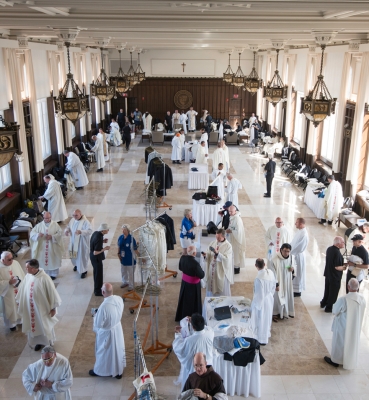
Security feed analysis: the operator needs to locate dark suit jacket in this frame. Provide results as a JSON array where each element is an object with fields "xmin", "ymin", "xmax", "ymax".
[{"xmin": 264, "ymin": 160, "xmax": 276, "ymax": 176}]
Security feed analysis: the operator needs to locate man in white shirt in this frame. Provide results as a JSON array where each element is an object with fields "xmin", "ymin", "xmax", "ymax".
[
  {"xmin": 179, "ymin": 111, "xmax": 188, "ymax": 134},
  {"xmin": 63, "ymin": 150, "xmax": 89, "ymax": 190},
  {"xmin": 225, "ymin": 175, "xmax": 242, "ymax": 208},
  {"xmin": 39, "ymin": 175, "xmax": 68, "ymax": 222},
  {"xmin": 265, "ymin": 217, "xmax": 292, "ymax": 268}
]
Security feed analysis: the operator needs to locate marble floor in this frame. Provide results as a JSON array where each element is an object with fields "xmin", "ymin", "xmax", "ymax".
[{"xmin": 2, "ymin": 135, "xmax": 369, "ymax": 400}]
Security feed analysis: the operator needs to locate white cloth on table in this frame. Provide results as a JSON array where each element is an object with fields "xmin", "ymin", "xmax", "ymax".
[
  {"xmin": 188, "ymin": 164, "xmax": 209, "ymax": 190},
  {"xmin": 91, "ymin": 136, "xmax": 106, "ymax": 169},
  {"xmin": 290, "ymin": 227, "xmax": 309, "ymax": 293},
  {"xmin": 304, "ymin": 184, "xmax": 325, "ymax": 219},
  {"xmin": 42, "ymin": 180, "xmax": 68, "ymax": 222},
  {"xmin": 65, "ymin": 152, "xmax": 89, "ymax": 188},
  {"xmin": 192, "ymin": 200, "xmax": 221, "ymax": 226}
]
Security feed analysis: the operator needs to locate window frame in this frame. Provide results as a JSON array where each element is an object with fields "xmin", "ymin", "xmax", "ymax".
[
  {"xmin": 0, "ymin": 163, "xmax": 12, "ymax": 193},
  {"xmin": 293, "ymin": 91, "xmax": 304, "ymax": 145},
  {"xmin": 318, "ymin": 105, "xmax": 339, "ymax": 168},
  {"xmin": 37, "ymin": 98, "xmax": 52, "ymax": 161}
]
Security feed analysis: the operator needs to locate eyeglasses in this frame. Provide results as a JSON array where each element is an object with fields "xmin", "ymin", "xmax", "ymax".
[
  {"xmin": 6, "ymin": 258, "xmax": 13, "ymax": 261},
  {"xmin": 42, "ymin": 354, "xmax": 55, "ymax": 363}
]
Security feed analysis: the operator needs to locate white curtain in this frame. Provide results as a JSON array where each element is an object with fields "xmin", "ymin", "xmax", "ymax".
[
  {"xmin": 91, "ymin": 53, "xmax": 101, "ymax": 125},
  {"xmin": 24, "ymin": 49, "xmax": 43, "ymax": 172},
  {"xmin": 346, "ymin": 52, "xmax": 369, "ymax": 194},
  {"xmin": 104, "ymin": 52, "xmax": 111, "ymax": 115},
  {"xmin": 256, "ymin": 54, "xmax": 263, "ymax": 118},
  {"xmin": 2, "ymin": 48, "xmax": 31, "ymax": 184},
  {"xmin": 267, "ymin": 55, "xmax": 276, "ymax": 126},
  {"xmin": 282, "ymin": 54, "xmax": 296, "ymax": 140}
]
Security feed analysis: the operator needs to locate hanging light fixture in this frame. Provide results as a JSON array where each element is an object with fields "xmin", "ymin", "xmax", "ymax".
[
  {"xmin": 110, "ymin": 49, "xmax": 129, "ymax": 95},
  {"xmin": 90, "ymin": 47, "xmax": 116, "ymax": 102},
  {"xmin": 135, "ymin": 51, "xmax": 146, "ymax": 83},
  {"xmin": 54, "ymin": 42, "xmax": 90, "ymax": 124},
  {"xmin": 263, "ymin": 49, "xmax": 287, "ymax": 106},
  {"xmin": 244, "ymin": 50, "xmax": 263, "ymax": 95},
  {"xmin": 126, "ymin": 50, "xmax": 139, "ymax": 89},
  {"xmin": 223, "ymin": 53, "xmax": 234, "ymax": 83},
  {"xmin": 232, "ymin": 52, "xmax": 245, "ymax": 88},
  {"xmin": 300, "ymin": 45, "xmax": 337, "ymax": 127}
]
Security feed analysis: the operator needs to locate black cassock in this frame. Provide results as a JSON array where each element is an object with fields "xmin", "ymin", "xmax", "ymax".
[{"xmin": 175, "ymin": 255, "xmax": 205, "ymax": 321}]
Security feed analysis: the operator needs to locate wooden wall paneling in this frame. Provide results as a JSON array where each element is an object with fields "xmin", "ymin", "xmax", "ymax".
[
  {"xmin": 341, "ymin": 101, "xmax": 356, "ymax": 196},
  {"xmin": 47, "ymin": 97, "xmax": 59, "ymax": 162}
]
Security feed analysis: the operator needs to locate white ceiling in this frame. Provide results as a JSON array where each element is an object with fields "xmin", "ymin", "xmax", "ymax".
[{"xmin": 1, "ymin": 1, "xmax": 369, "ymax": 50}]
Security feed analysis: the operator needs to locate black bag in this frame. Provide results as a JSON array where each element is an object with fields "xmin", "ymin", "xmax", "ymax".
[
  {"xmin": 192, "ymin": 192, "xmax": 207, "ymax": 201},
  {"xmin": 207, "ymin": 221, "xmax": 217, "ymax": 234},
  {"xmin": 207, "ymin": 186, "xmax": 218, "ymax": 197},
  {"xmin": 214, "ymin": 306, "xmax": 231, "ymax": 321}
]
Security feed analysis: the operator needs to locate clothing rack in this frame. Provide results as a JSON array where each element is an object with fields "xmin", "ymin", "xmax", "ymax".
[
  {"xmin": 155, "ymin": 155, "xmax": 172, "ymax": 210},
  {"xmin": 145, "ymin": 176, "xmax": 157, "ymax": 220}
]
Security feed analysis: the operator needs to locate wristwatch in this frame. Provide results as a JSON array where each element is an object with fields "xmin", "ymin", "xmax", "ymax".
[{"xmin": 205, "ymin": 395, "xmax": 209, "ymax": 400}]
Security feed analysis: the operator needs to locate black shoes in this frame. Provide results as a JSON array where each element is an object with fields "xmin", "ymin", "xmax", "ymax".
[
  {"xmin": 96, "ymin": 168, "xmax": 103, "ymax": 173},
  {"xmin": 95, "ymin": 292, "xmax": 103, "ymax": 297},
  {"xmin": 263, "ymin": 194, "xmax": 271, "ymax": 198},
  {"xmin": 324, "ymin": 356, "xmax": 339, "ymax": 367},
  {"xmin": 76, "ymin": 187, "xmax": 83, "ymax": 190},
  {"xmin": 319, "ymin": 219, "xmax": 327, "ymax": 225},
  {"xmin": 294, "ymin": 292, "xmax": 301, "ymax": 297},
  {"xmin": 328, "ymin": 220, "xmax": 333, "ymax": 225},
  {"xmin": 10, "ymin": 327, "xmax": 16, "ymax": 331},
  {"xmin": 320, "ymin": 301, "xmax": 326, "ymax": 309},
  {"xmin": 50, "ymin": 276, "xmax": 56, "ymax": 280},
  {"xmin": 81, "ymin": 272, "xmax": 87, "ymax": 279},
  {"xmin": 73, "ymin": 266, "xmax": 77, "ymax": 272},
  {"xmin": 89, "ymin": 370, "xmax": 99, "ymax": 377},
  {"xmin": 324, "ymin": 307, "xmax": 332, "ymax": 313},
  {"xmin": 115, "ymin": 374, "xmax": 122, "ymax": 379},
  {"xmin": 34, "ymin": 344, "xmax": 43, "ymax": 351}
]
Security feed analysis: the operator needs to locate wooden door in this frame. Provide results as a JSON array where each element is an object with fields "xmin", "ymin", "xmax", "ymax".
[{"xmin": 229, "ymin": 99, "xmax": 241, "ymax": 128}]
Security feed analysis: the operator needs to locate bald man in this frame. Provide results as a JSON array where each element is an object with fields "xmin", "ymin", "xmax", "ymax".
[
  {"xmin": 90, "ymin": 283, "xmax": 125, "ymax": 379},
  {"xmin": 65, "ymin": 209, "xmax": 92, "ymax": 279},
  {"xmin": 225, "ymin": 175, "xmax": 242, "ymax": 208},
  {"xmin": 265, "ymin": 217, "xmax": 292, "ymax": 268}
]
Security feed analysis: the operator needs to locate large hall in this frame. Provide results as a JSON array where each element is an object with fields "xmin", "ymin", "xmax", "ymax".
[{"xmin": 1, "ymin": 1, "xmax": 369, "ymax": 400}]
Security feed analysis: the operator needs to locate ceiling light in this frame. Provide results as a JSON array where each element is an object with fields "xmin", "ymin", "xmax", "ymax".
[
  {"xmin": 110, "ymin": 49, "xmax": 129, "ymax": 95},
  {"xmin": 90, "ymin": 47, "xmax": 116, "ymax": 102},
  {"xmin": 263, "ymin": 49, "xmax": 287, "ymax": 106},
  {"xmin": 244, "ymin": 50, "xmax": 263, "ymax": 95},
  {"xmin": 232, "ymin": 52, "xmax": 245, "ymax": 88}
]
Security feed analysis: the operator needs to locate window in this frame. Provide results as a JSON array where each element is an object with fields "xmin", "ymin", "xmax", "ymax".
[
  {"xmin": 320, "ymin": 105, "xmax": 338, "ymax": 164},
  {"xmin": 0, "ymin": 164, "xmax": 12, "ymax": 192},
  {"xmin": 293, "ymin": 91, "xmax": 304, "ymax": 143},
  {"xmin": 18, "ymin": 54, "xmax": 29, "ymax": 100},
  {"xmin": 69, "ymin": 121, "xmax": 76, "ymax": 139},
  {"xmin": 37, "ymin": 99, "xmax": 52, "ymax": 159}
]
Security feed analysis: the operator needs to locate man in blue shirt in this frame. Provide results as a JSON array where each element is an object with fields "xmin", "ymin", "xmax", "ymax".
[
  {"xmin": 133, "ymin": 108, "xmax": 142, "ymax": 133},
  {"xmin": 117, "ymin": 224, "xmax": 139, "ymax": 290}
]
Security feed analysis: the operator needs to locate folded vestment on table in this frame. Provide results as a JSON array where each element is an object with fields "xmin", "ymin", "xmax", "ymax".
[
  {"xmin": 223, "ymin": 337, "xmax": 265, "ymax": 367},
  {"xmin": 213, "ymin": 336, "xmax": 234, "ymax": 354}
]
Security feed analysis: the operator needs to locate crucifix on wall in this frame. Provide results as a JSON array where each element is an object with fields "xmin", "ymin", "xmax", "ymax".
[{"xmin": 181, "ymin": 62, "xmax": 186, "ymax": 72}]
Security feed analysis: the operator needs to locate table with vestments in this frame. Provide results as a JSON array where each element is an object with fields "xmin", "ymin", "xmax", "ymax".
[
  {"xmin": 188, "ymin": 163, "xmax": 209, "ymax": 190},
  {"xmin": 304, "ymin": 183, "xmax": 326, "ymax": 219},
  {"xmin": 192, "ymin": 200, "xmax": 221, "ymax": 226},
  {"xmin": 184, "ymin": 141, "xmax": 198, "ymax": 163},
  {"xmin": 203, "ymin": 296, "xmax": 261, "ymax": 398}
]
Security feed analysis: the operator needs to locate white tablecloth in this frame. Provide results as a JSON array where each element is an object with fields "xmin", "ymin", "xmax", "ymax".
[
  {"xmin": 203, "ymin": 296, "xmax": 261, "ymax": 398},
  {"xmin": 184, "ymin": 141, "xmax": 198, "ymax": 163},
  {"xmin": 304, "ymin": 184, "xmax": 326, "ymax": 219},
  {"xmin": 192, "ymin": 200, "xmax": 221, "ymax": 226},
  {"xmin": 188, "ymin": 163, "xmax": 209, "ymax": 190}
]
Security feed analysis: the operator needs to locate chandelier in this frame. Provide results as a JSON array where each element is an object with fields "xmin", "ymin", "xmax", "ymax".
[
  {"xmin": 126, "ymin": 51, "xmax": 139, "ymax": 89},
  {"xmin": 263, "ymin": 49, "xmax": 287, "ymax": 106},
  {"xmin": 300, "ymin": 45, "xmax": 337, "ymax": 127},
  {"xmin": 244, "ymin": 51, "xmax": 263, "ymax": 95},
  {"xmin": 223, "ymin": 53, "xmax": 234, "ymax": 83},
  {"xmin": 90, "ymin": 48, "xmax": 116, "ymax": 102},
  {"xmin": 135, "ymin": 52, "xmax": 146, "ymax": 83},
  {"xmin": 110, "ymin": 49, "xmax": 129, "ymax": 95},
  {"xmin": 54, "ymin": 42, "xmax": 90, "ymax": 124},
  {"xmin": 232, "ymin": 52, "xmax": 245, "ymax": 88}
]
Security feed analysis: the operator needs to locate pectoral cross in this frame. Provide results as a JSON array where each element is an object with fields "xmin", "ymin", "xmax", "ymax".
[{"xmin": 181, "ymin": 62, "xmax": 186, "ymax": 72}]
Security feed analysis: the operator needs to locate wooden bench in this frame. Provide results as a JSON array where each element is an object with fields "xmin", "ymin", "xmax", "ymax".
[{"xmin": 338, "ymin": 212, "xmax": 361, "ymax": 228}]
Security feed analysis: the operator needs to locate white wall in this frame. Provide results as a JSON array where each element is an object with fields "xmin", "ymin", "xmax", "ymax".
[
  {"xmin": 324, "ymin": 48, "xmax": 345, "ymax": 99},
  {"xmin": 31, "ymin": 48, "xmax": 50, "ymax": 99},
  {"xmin": 293, "ymin": 50, "xmax": 307, "ymax": 92}
]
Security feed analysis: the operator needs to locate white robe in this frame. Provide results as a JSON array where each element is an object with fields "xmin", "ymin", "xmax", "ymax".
[
  {"xmin": 218, "ymin": 123, "xmax": 224, "ymax": 141},
  {"xmin": 290, "ymin": 227, "xmax": 309, "ymax": 293},
  {"xmin": 172, "ymin": 112, "xmax": 181, "ymax": 127},
  {"xmin": 109, "ymin": 122, "xmax": 122, "ymax": 147},
  {"xmin": 222, "ymin": 144, "xmax": 230, "ymax": 172},
  {"xmin": 204, "ymin": 239, "xmax": 233, "ymax": 296},
  {"xmin": 171, "ymin": 136, "xmax": 182, "ymax": 161},
  {"xmin": 250, "ymin": 268, "xmax": 276, "ymax": 344},
  {"xmin": 97, "ymin": 131, "xmax": 109, "ymax": 158},
  {"xmin": 331, "ymin": 292, "xmax": 366, "ymax": 369},
  {"xmin": 0, "ymin": 259, "xmax": 25, "ymax": 328},
  {"xmin": 226, "ymin": 178, "xmax": 242, "ymax": 208},
  {"xmin": 200, "ymin": 132, "xmax": 208, "ymax": 151},
  {"xmin": 325, "ymin": 180, "xmax": 344, "ymax": 221},
  {"xmin": 227, "ymin": 213, "xmax": 246, "ymax": 268},
  {"xmin": 66, "ymin": 216, "xmax": 92, "ymax": 274},
  {"xmin": 65, "ymin": 152, "xmax": 89, "ymax": 188},
  {"xmin": 16, "ymin": 268, "xmax": 62, "ymax": 347},
  {"xmin": 210, "ymin": 169, "xmax": 226, "ymax": 199},
  {"xmin": 265, "ymin": 225, "xmax": 292, "ymax": 267},
  {"xmin": 22, "ymin": 353, "xmax": 73, "ymax": 400},
  {"xmin": 179, "ymin": 113, "xmax": 188, "ymax": 134},
  {"xmin": 91, "ymin": 137, "xmax": 106, "ymax": 170},
  {"xmin": 187, "ymin": 110, "xmax": 198, "ymax": 131},
  {"xmin": 195, "ymin": 146, "xmax": 208, "ymax": 164},
  {"xmin": 263, "ymin": 136, "xmax": 278, "ymax": 154},
  {"xmin": 31, "ymin": 221, "xmax": 63, "ymax": 277},
  {"xmin": 43, "ymin": 180, "xmax": 68, "ymax": 222},
  {"xmin": 180, "ymin": 133, "xmax": 185, "ymax": 159},
  {"xmin": 143, "ymin": 113, "xmax": 152, "ymax": 131},
  {"xmin": 249, "ymin": 116, "xmax": 257, "ymax": 141},
  {"xmin": 270, "ymin": 253, "xmax": 295, "ymax": 318},
  {"xmin": 212, "ymin": 148, "xmax": 226, "ymax": 171},
  {"xmin": 93, "ymin": 295, "xmax": 126, "ymax": 377},
  {"xmin": 173, "ymin": 326, "xmax": 214, "ymax": 388}
]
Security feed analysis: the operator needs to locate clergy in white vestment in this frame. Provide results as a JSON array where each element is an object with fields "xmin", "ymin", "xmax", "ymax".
[
  {"xmin": 171, "ymin": 133, "xmax": 182, "ymax": 164},
  {"xmin": 210, "ymin": 163, "xmax": 226, "ymax": 199},
  {"xmin": 226, "ymin": 206, "xmax": 246, "ymax": 272},
  {"xmin": 91, "ymin": 134, "xmax": 106, "ymax": 172},
  {"xmin": 202, "ymin": 229, "xmax": 233, "ymax": 297},
  {"xmin": 248, "ymin": 113, "xmax": 257, "ymax": 141},
  {"xmin": 212, "ymin": 143, "xmax": 226, "ymax": 171},
  {"xmin": 179, "ymin": 130, "xmax": 186, "ymax": 160},
  {"xmin": 290, "ymin": 218, "xmax": 309, "ymax": 296},
  {"xmin": 218, "ymin": 120, "xmax": 224, "ymax": 141},
  {"xmin": 179, "ymin": 111, "xmax": 188, "ymax": 134},
  {"xmin": 250, "ymin": 258, "xmax": 276, "ymax": 345},
  {"xmin": 265, "ymin": 217, "xmax": 292, "ymax": 268},
  {"xmin": 22, "ymin": 346, "xmax": 73, "ymax": 400},
  {"xmin": 195, "ymin": 141, "xmax": 208, "ymax": 164},
  {"xmin": 109, "ymin": 118, "xmax": 122, "ymax": 147},
  {"xmin": 320, "ymin": 175, "xmax": 344, "ymax": 225},
  {"xmin": 187, "ymin": 107, "xmax": 198, "ymax": 132},
  {"xmin": 200, "ymin": 129, "xmax": 208, "ymax": 151},
  {"xmin": 324, "ymin": 278, "xmax": 366, "ymax": 370},
  {"xmin": 97, "ymin": 128, "xmax": 109, "ymax": 159},
  {"xmin": 269, "ymin": 243, "xmax": 295, "ymax": 320},
  {"xmin": 225, "ymin": 175, "xmax": 242, "ymax": 209},
  {"xmin": 30, "ymin": 212, "xmax": 63, "ymax": 279},
  {"xmin": 142, "ymin": 112, "xmax": 152, "ymax": 131},
  {"xmin": 39, "ymin": 175, "xmax": 68, "ymax": 222},
  {"xmin": 16, "ymin": 259, "xmax": 62, "ymax": 351},
  {"xmin": 89, "ymin": 283, "xmax": 125, "ymax": 379},
  {"xmin": 220, "ymin": 140, "xmax": 230, "ymax": 172},
  {"xmin": 0, "ymin": 251, "xmax": 25, "ymax": 331},
  {"xmin": 173, "ymin": 313, "xmax": 214, "ymax": 388},
  {"xmin": 65, "ymin": 209, "xmax": 92, "ymax": 279},
  {"xmin": 63, "ymin": 150, "xmax": 89, "ymax": 189},
  {"xmin": 263, "ymin": 133, "xmax": 278, "ymax": 155},
  {"xmin": 172, "ymin": 109, "xmax": 181, "ymax": 127}
]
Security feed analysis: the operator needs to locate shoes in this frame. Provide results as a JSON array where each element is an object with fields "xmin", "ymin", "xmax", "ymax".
[
  {"xmin": 50, "ymin": 276, "xmax": 56, "ymax": 280},
  {"xmin": 294, "ymin": 292, "xmax": 301, "ymax": 297},
  {"xmin": 319, "ymin": 219, "xmax": 327, "ymax": 225},
  {"xmin": 172, "ymin": 161, "xmax": 175, "ymax": 164},
  {"xmin": 176, "ymin": 161, "xmax": 182, "ymax": 164},
  {"xmin": 96, "ymin": 168, "xmax": 103, "ymax": 173},
  {"xmin": 324, "ymin": 307, "xmax": 332, "ymax": 313},
  {"xmin": 115, "ymin": 374, "xmax": 123, "ymax": 379},
  {"xmin": 95, "ymin": 292, "xmax": 103, "ymax": 297},
  {"xmin": 120, "ymin": 283, "xmax": 129, "ymax": 288},
  {"xmin": 73, "ymin": 266, "xmax": 77, "ymax": 272},
  {"xmin": 76, "ymin": 187, "xmax": 83, "ymax": 190},
  {"xmin": 10, "ymin": 327, "xmax": 16, "ymax": 331},
  {"xmin": 328, "ymin": 220, "xmax": 333, "ymax": 225},
  {"xmin": 324, "ymin": 356, "xmax": 339, "ymax": 367},
  {"xmin": 34, "ymin": 344, "xmax": 43, "ymax": 351},
  {"xmin": 89, "ymin": 369, "xmax": 100, "ymax": 377},
  {"xmin": 81, "ymin": 272, "xmax": 87, "ymax": 279},
  {"xmin": 320, "ymin": 301, "xmax": 326, "ymax": 309},
  {"xmin": 289, "ymin": 315, "xmax": 295, "ymax": 318},
  {"xmin": 263, "ymin": 194, "xmax": 271, "ymax": 198}
]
